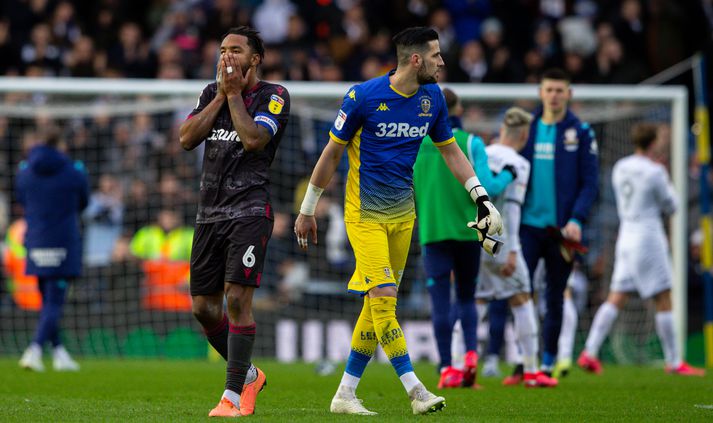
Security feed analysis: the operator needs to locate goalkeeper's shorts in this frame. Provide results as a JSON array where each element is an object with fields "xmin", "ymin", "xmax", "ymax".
[{"xmin": 345, "ymin": 220, "xmax": 414, "ymax": 295}]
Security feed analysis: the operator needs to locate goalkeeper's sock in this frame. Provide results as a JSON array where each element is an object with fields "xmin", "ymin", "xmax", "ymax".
[
  {"xmin": 370, "ymin": 296, "xmax": 420, "ymax": 392},
  {"xmin": 655, "ymin": 311, "xmax": 681, "ymax": 368},
  {"xmin": 341, "ymin": 297, "xmax": 377, "ymax": 391},
  {"xmin": 584, "ymin": 302, "xmax": 619, "ymax": 357},
  {"xmin": 426, "ymin": 275, "xmax": 454, "ymax": 368},
  {"xmin": 203, "ymin": 314, "xmax": 228, "ymax": 360},
  {"xmin": 558, "ymin": 297, "xmax": 578, "ymax": 361},
  {"xmin": 226, "ymin": 323, "xmax": 255, "ymax": 402},
  {"xmin": 512, "ymin": 300, "xmax": 539, "ymax": 374}
]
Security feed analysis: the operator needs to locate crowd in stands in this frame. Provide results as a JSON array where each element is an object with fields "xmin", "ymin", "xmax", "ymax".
[{"xmin": 0, "ymin": 0, "xmax": 710, "ymax": 84}]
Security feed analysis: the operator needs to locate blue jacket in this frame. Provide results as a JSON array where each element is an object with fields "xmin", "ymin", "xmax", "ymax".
[
  {"xmin": 521, "ymin": 109, "xmax": 599, "ymax": 227},
  {"xmin": 15, "ymin": 145, "xmax": 89, "ymax": 278}
]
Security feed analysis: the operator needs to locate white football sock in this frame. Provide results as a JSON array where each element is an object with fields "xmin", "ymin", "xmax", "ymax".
[
  {"xmin": 222, "ymin": 389, "xmax": 240, "ymax": 407},
  {"xmin": 585, "ymin": 302, "xmax": 619, "ymax": 357},
  {"xmin": 512, "ymin": 300, "xmax": 539, "ymax": 374},
  {"xmin": 655, "ymin": 311, "xmax": 681, "ymax": 368},
  {"xmin": 399, "ymin": 371, "xmax": 421, "ymax": 393},
  {"xmin": 338, "ymin": 372, "xmax": 360, "ymax": 390},
  {"xmin": 558, "ymin": 296, "xmax": 578, "ymax": 361}
]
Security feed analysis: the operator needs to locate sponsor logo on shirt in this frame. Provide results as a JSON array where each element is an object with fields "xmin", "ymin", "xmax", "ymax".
[
  {"xmin": 375, "ymin": 122, "xmax": 430, "ymax": 138},
  {"xmin": 207, "ymin": 128, "xmax": 241, "ymax": 142}
]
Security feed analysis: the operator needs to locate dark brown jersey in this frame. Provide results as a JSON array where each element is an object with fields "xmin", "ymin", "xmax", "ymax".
[{"xmin": 188, "ymin": 81, "xmax": 290, "ymax": 223}]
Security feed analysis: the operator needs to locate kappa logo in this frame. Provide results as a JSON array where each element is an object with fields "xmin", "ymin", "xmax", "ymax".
[
  {"xmin": 348, "ymin": 89, "xmax": 356, "ymax": 101},
  {"xmin": 376, "ymin": 102, "xmax": 390, "ymax": 112}
]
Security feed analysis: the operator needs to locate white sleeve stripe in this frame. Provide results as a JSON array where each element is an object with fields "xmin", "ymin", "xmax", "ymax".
[{"xmin": 254, "ymin": 115, "xmax": 278, "ymax": 136}]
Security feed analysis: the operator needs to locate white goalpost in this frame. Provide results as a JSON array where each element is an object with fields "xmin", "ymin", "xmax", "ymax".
[{"xmin": 0, "ymin": 77, "xmax": 688, "ymax": 363}]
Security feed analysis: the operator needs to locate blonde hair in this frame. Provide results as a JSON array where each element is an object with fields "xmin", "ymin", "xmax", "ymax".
[{"xmin": 502, "ymin": 107, "xmax": 532, "ymax": 139}]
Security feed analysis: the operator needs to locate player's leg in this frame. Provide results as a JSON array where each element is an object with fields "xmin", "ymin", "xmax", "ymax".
[
  {"xmin": 332, "ymin": 222, "xmax": 394, "ymax": 415},
  {"xmin": 484, "ymin": 299, "xmax": 507, "ymax": 376},
  {"xmin": 331, "ymin": 295, "xmax": 378, "ymax": 415},
  {"xmin": 653, "ymin": 289, "xmax": 705, "ymax": 376},
  {"xmin": 20, "ymin": 278, "xmax": 53, "ymax": 371},
  {"xmin": 40, "ymin": 278, "xmax": 78, "ymax": 371},
  {"xmin": 381, "ymin": 221, "xmax": 444, "ymax": 414},
  {"xmin": 555, "ymin": 286, "xmax": 577, "ymax": 377},
  {"xmin": 190, "ymin": 222, "xmax": 229, "ymax": 360},
  {"xmin": 453, "ymin": 241, "xmax": 481, "ymax": 387},
  {"xmin": 209, "ymin": 217, "xmax": 272, "ymax": 417},
  {"xmin": 578, "ymin": 291, "xmax": 628, "ymax": 374},
  {"xmin": 540, "ymin": 241, "xmax": 574, "ymax": 374},
  {"xmin": 422, "ymin": 241, "xmax": 457, "ymax": 373},
  {"xmin": 509, "ymin": 292, "xmax": 556, "ymax": 387}
]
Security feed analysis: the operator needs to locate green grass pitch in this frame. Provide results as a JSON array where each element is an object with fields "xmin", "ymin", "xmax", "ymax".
[{"xmin": 1, "ymin": 358, "xmax": 712, "ymax": 422}]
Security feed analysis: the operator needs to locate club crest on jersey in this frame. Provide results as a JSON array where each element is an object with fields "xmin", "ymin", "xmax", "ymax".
[
  {"xmin": 419, "ymin": 96, "xmax": 432, "ymax": 117},
  {"xmin": 335, "ymin": 109, "xmax": 347, "ymax": 130},
  {"xmin": 268, "ymin": 94, "xmax": 284, "ymax": 114},
  {"xmin": 564, "ymin": 128, "xmax": 579, "ymax": 152}
]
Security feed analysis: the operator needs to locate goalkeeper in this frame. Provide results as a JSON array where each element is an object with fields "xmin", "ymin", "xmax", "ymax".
[
  {"xmin": 294, "ymin": 27, "xmax": 502, "ymax": 416},
  {"xmin": 413, "ymin": 88, "xmax": 516, "ymax": 389}
]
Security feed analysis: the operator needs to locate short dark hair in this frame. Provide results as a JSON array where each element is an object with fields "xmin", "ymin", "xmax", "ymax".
[
  {"xmin": 41, "ymin": 125, "xmax": 62, "ymax": 148},
  {"xmin": 442, "ymin": 87, "xmax": 458, "ymax": 111},
  {"xmin": 392, "ymin": 27, "xmax": 439, "ymax": 65},
  {"xmin": 631, "ymin": 123, "xmax": 658, "ymax": 151},
  {"xmin": 541, "ymin": 68, "xmax": 571, "ymax": 83},
  {"xmin": 222, "ymin": 26, "xmax": 265, "ymax": 63}
]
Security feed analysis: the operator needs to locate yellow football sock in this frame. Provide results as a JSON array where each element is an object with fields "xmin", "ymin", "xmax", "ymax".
[
  {"xmin": 370, "ymin": 296, "xmax": 409, "ymax": 361},
  {"xmin": 350, "ymin": 297, "xmax": 378, "ymax": 356}
]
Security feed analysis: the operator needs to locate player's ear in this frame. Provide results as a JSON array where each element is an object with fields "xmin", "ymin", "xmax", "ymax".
[{"xmin": 411, "ymin": 53, "xmax": 421, "ymax": 67}]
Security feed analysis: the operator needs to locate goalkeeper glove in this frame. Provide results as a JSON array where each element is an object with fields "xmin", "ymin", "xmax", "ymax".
[
  {"xmin": 502, "ymin": 164, "xmax": 518, "ymax": 181},
  {"xmin": 467, "ymin": 184, "xmax": 504, "ymax": 256}
]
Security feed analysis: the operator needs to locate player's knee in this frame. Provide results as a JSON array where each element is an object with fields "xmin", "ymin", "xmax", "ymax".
[{"xmin": 192, "ymin": 298, "xmax": 223, "ymax": 326}]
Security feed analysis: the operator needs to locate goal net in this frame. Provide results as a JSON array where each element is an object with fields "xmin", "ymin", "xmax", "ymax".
[{"xmin": 0, "ymin": 78, "xmax": 688, "ymax": 365}]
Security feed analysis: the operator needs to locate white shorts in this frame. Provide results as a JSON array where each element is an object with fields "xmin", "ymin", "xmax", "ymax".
[
  {"xmin": 476, "ymin": 250, "xmax": 530, "ymax": 300},
  {"xmin": 610, "ymin": 229, "xmax": 671, "ymax": 299}
]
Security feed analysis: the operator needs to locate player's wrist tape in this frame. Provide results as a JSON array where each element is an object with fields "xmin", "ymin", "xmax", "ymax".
[
  {"xmin": 299, "ymin": 183, "xmax": 324, "ymax": 216},
  {"xmin": 465, "ymin": 176, "xmax": 488, "ymax": 204}
]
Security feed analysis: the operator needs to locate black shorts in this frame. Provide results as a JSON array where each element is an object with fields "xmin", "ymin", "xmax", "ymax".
[{"xmin": 190, "ymin": 216, "xmax": 274, "ymax": 296}]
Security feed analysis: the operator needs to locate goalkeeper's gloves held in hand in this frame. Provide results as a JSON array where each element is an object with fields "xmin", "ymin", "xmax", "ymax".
[{"xmin": 467, "ymin": 184, "xmax": 504, "ymax": 256}]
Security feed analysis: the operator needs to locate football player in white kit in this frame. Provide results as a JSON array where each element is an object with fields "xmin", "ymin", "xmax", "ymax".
[
  {"xmin": 476, "ymin": 107, "xmax": 558, "ymax": 387},
  {"xmin": 578, "ymin": 123, "xmax": 704, "ymax": 376}
]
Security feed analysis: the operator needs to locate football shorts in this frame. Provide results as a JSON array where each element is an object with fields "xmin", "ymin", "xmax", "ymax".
[{"xmin": 345, "ymin": 220, "xmax": 414, "ymax": 295}]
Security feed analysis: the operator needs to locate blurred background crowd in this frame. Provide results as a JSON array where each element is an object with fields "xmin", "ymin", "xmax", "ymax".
[{"xmin": 0, "ymin": 0, "xmax": 711, "ymax": 84}]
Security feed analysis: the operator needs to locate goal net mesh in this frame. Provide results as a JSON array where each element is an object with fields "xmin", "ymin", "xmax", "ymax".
[{"xmin": 0, "ymin": 81, "xmax": 679, "ymax": 364}]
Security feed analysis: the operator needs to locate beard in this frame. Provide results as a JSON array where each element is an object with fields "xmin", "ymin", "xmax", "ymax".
[{"xmin": 416, "ymin": 66, "xmax": 439, "ymax": 85}]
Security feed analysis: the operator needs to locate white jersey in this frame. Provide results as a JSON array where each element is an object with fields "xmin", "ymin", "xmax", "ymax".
[
  {"xmin": 477, "ymin": 143, "xmax": 531, "ymax": 300},
  {"xmin": 484, "ymin": 144, "xmax": 530, "ymax": 254},
  {"xmin": 612, "ymin": 154, "xmax": 677, "ymax": 229},
  {"xmin": 610, "ymin": 154, "xmax": 677, "ymax": 298}
]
